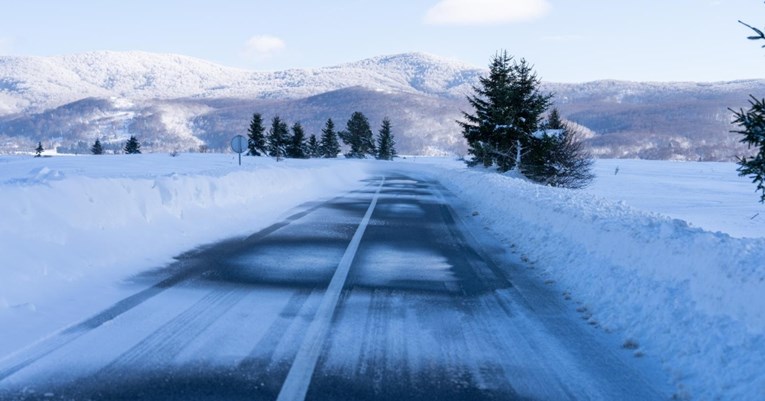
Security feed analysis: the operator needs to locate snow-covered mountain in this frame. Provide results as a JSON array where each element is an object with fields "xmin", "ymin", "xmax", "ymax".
[
  {"xmin": 0, "ymin": 51, "xmax": 481, "ymax": 115},
  {"xmin": 0, "ymin": 50, "xmax": 763, "ymax": 159}
]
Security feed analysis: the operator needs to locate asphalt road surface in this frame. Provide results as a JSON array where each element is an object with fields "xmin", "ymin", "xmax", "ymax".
[{"xmin": 0, "ymin": 172, "xmax": 671, "ymax": 400}]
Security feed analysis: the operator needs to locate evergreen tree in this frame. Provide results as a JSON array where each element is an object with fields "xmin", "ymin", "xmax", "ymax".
[
  {"xmin": 732, "ymin": 96, "xmax": 765, "ymax": 202},
  {"xmin": 319, "ymin": 118, "xmax": 341, "ymax": 158},
  {"xmin": 91, "ymin": 138, "xmax": 103, "ymax": 155},
  {"xmin": 339, "ymin": 111, "xmax": 376, "ymax": 158},
  {"xmin": 522, "ymin": 133, "xmax": 558, "ymax": 184},
  {"xmin": 733, "ymin": 19, "xmax": 765, "ymax": 202},
  {"xmin": 376, "ymin": 117, "xmax": 397, "ymax": 160},
  {"xmin": 523, "ymin": 110, "xmax": 594, "ymax": 188},
  {"xmin": 307, "ymin": 134, "xmax": 320, "ymax": 158},
  {"xmin": 35, "ymin": 142, "xmax": 43, "ymax": 157},
  {"xmin": 550, "ymin": 126, "xmax": 595, "ymax": 188},
  {"xmin": 546, "ymin": 108, "xmax": 564, "ymax": 130},
  {"xmin": 267, "ymin": 116, "xmax": 289, "ymax": 161},
  {"xmin": 247, "ymin": 113, "xmax": 267, "ymax": 156},
  {"xmin": 124, "ymin": 136, "xmax": 141, "ymax": 154},
  {"xmin": 459, "ymin": 51, "xmax": 552, "ymax": 172},
  {"xmin": 286, "ymin": 122, "xmax": 308, "ymax": 158}
]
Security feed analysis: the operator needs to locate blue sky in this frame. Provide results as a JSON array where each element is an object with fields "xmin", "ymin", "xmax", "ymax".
[{"xmin": 1, "ymin": 0, "xmax": 764, "ymax": 82}]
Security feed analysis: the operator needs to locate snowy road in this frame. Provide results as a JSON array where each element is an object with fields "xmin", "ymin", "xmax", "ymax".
[{"xmin": 0, "ymin": 172, "xmax": 670, "ymax": 401}]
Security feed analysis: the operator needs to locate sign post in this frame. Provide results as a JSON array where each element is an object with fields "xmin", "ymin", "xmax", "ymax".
[{"xmin": 231, "ymin": 135, "xmax": 247, "ymax": 166}]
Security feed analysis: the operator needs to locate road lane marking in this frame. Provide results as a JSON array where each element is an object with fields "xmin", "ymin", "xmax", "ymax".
[{"xmin": 276, "ymin": 177, "xmax": 385, "ymax": 401}]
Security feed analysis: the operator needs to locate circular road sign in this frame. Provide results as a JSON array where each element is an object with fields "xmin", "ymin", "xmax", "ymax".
[{"xmin": 231, "ymin": 135, "xmax": 247, "ymax": 154}]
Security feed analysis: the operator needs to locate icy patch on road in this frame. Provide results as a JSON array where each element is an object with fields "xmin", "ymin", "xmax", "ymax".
[
  {"xmin": 377, "ymin": 202, "xmax": 426, "ymax": 217},
  {"xmin": 354, "ymin": 245, "xmax": 456, "ymax": 287},
  {"xmin": 230, "ymin": 244, "xmax": 345, "ymax": 285}
]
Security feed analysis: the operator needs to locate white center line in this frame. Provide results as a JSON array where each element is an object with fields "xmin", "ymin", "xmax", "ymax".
[{"xmin": 275, "ymin": 176, "xmax": 386, "ymax": 401}]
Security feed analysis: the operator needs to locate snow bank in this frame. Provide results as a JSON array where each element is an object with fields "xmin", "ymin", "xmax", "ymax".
[
  {"xmin": 0, "ymin": 154, "xmax": 370, "ymax": 356},
  {"xmin": 424, "ymin": 163, "xmax": 765, "ymax": 400}
]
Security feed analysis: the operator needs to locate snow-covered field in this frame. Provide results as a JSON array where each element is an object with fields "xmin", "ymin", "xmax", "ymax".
[{"xmin": 0, "ymin": 154, "xmax": 763, "ymax": 400}]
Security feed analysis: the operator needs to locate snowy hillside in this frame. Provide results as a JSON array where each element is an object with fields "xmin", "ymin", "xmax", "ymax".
[
  {"xmin": 0, "ymin": 155, "xmax": 762, "ymax": 400},
  {"xmin": 0, "ymin": 51, "xmax": 481, "ymax": 115}
]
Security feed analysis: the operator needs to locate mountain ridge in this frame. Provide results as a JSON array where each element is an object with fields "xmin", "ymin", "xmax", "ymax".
[
  {"xmin": 1, "ymin": 50, "xmax": 763, "ymax": 159},
  {"xmin": 0, "ymin": 51, "xmax": 485, "ymax": 115}
]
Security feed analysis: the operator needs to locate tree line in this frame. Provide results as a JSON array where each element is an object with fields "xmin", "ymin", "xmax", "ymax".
[
  {"xmin": 245, "ymin": 111, "xmax": 397, "ymax": 161},
  {"xmin": 34, "ymin": 135, "xmax": 140, "ymax": 156},
  {"xmin": 78, "ymin": 111, "xmax": 397, "ymax": 160}
]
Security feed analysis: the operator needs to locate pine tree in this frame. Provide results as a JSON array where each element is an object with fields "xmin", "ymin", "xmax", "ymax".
[
  {"xmin": 522, "ymin": 107, "xmax": 566, "ymax": 181},
  {"xmin": 732, "ymin": 96, "xmax": 765, "ymax": 202},
  {"xmin": 550, "ymin": 126, "xmax": 595, "ymax": 188},
  {"xmin": 307, "ymin": 134, "xmax": 320, "ymax": 158},
  {"xmin": 267, "ymin": 116, "xmax": 289, "ymax": 161},
  {"xmin": 459, "ymin": 51, "xmax": 552, "ymax": 172},
  {"xmin": 522, "ymin": 133, "xmax": 558, "ymax": 183},
  {"xmin": 319, "ymin": 118, "xmax": 341, "ymax": 158},
  {"xmin": 376, "ymin": 117, "xmax": 397, "ymax": 160},
  {"xmin": 733, "ymin": 19, "xmax": 765, "ymax": 202},
  {"xmin": 523, "ymin": 110, "xmax": 594, "ymax": 188},
  {"xmin": 35, "ymin": 142, "xmax": 43, "ymax": 157},
  {"xmin": 91, "ymin": 138, "xmax": 103, "ymax": 155},
  {"xmin": 124, "ymin": 136, "xmax": 141, "ymax": 154},
  {"xmin": 247, "ymin": 113, "xmax": 267, "ymax": 156},
  {"xmin": 286, "ymin": 122, "xmax": 308, "ymax": 158},
  {"xmin": 339, "ymin": 111, "xmax": 376, "ymax": 158},
  {"xmin": 546, "ymin": 108, "xmax": 564, "ymax": 130}
]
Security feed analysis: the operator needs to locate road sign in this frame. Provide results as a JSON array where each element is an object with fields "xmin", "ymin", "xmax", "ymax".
[{"xmin": 231, "ymin": 135, "xmax": 247, "ymax": 165}]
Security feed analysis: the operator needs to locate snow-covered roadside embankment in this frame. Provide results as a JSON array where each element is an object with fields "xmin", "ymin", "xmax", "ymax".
[
  {"xmin": 0, "ymin": 155, "xmax": 370, "ymax": 358},
  {"xmin": 429, "ymin": 166, "xmax": 765, "ymax": 401}
]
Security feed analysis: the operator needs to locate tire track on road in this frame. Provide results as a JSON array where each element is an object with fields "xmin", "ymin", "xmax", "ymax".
[{"xmin": 94, "ymin": 288, "xmax": 248, "ymax": 377}]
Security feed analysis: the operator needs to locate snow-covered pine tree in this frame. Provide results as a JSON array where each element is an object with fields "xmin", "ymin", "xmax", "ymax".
[
  {"xmin": 124, "ymin": 136, "xmax": 141, "ymax": 154},
  {"xmin": 307, "ymin": 134, "xmax": 320, "ymax": 158},
  {"xmin": 376, "ymin": 117, "xmax": 397, "ymax": 160},
  {"xmin": 286, "ymin": 122, "xmax": 308, "ymax": 158},
  {"xmin": 523, "ymin": 109, "xmax": 594, "ymax": 188},
  {"xmin": 247, "ymin": 113, "xmax": 267, "ymax": 156},
  {"xmin": 267, "ymin": 116, "xmax": 289, "ymax": 161},
  {"xmin": 91, "ymin": 138, "xmax": 103, "ymax": 155},
  {"xmin": 35, "ymin": 142, "xmax": 43, "ymax": 157},
  {"xmin": 340, "ymin": 112, "xmax": 376, "ymax": 158},
  {"xmin": 733, "ymin": 19, "xmax": 765, "ymax": 202},
  {"xmin": 459, "ymin": 51, "xmax": 552, "ymax": 172},
  {"xmin": 523, "ymin": 107, "xmax": 565, "ymax": 181}
]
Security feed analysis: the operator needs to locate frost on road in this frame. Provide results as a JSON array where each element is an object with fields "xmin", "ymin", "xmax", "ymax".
[{"xmin": 0, "ymin": 173, "xmax": 669, "ymax": 401}]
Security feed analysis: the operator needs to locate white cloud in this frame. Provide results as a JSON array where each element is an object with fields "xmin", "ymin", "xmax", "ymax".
[
  {"xmin": 424, "ymin": 0, "xmax": 551, "ymax": 25},
  {"xmin": 241, "ymin": 35, "xmax": 286, "ymax": 60}
]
